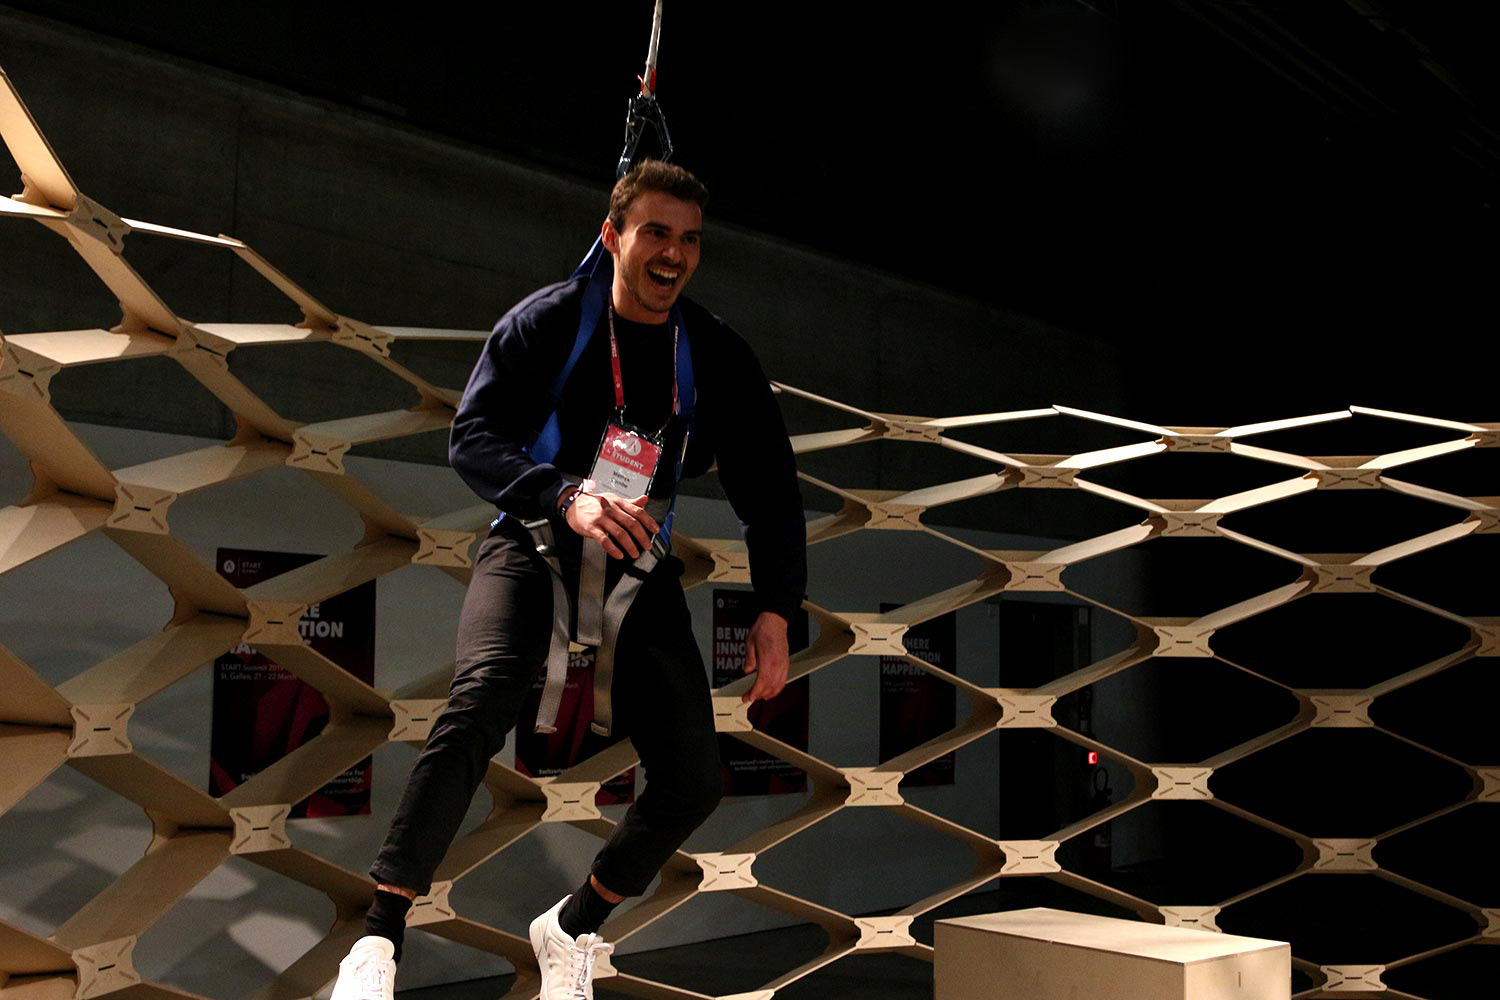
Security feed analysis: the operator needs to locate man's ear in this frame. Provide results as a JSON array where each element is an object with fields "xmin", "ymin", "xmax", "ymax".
[{"xmin": 601, "ymin": 218, "xmax": 619, "ymax": 254}]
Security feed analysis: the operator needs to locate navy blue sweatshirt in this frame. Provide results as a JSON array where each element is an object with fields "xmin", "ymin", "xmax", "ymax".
[{"xmin": 450, "ymin": 275, "xmax": 807, "ymax": 622}]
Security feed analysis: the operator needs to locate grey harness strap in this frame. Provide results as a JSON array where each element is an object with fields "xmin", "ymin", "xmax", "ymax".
[
  {"xmin": 525, "ymin": 490, "xmax": 674, "ymax": 736},
  {"xmin": 575, "ymin": 540, "xmax": 607, "ymax": 646},
  {"xmin": 590, "ymin": 529, "xmax": 668, "ymax": 737},
  {"xmin": 525, "ymin": 516, "xmax": 577, "ymax": 734}
]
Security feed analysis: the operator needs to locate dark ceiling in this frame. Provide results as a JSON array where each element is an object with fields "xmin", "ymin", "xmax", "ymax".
[{"xmin": 7, "ymin": 0, "xmax": 1498, "ymax": 353}]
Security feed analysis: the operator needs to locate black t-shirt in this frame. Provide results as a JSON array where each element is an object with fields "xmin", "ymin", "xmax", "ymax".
[
  {"xmin": 549, "ymin": 309, "xmax": 686, "ymax": 502},
  {"xmin": 450, "ymin": 275, "xmax": 807, "ymax": 621}
]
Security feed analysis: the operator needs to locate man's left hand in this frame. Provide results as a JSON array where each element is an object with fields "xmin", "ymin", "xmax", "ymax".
[{"xmin": 742, "ymin": 610, "xmax": 791, "ymax": 703}]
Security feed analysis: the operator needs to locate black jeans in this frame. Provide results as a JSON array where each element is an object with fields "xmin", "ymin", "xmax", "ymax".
[{"xmin": 370, "ymin": 526, "xmax": 723, "ymax": 898}]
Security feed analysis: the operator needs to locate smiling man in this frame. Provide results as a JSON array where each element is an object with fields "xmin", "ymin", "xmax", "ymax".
[{"xmin": 330, "ymin": 161, "xmax": 807, "ymax": 1000}]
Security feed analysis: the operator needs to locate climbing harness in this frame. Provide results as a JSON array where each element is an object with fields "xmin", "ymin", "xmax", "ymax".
[
  {"xmin": 513, "ymin": 0, "xmax": 691, "ymax": 737},
  {"xmin": 521, "ymin": 289, "xmax": 695, "ymax": 737}
]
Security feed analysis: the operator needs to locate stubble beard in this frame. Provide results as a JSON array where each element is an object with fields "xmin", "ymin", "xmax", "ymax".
[{"xmin": 623, "ymin": 267, "xmax": 679, "ymax": 321}]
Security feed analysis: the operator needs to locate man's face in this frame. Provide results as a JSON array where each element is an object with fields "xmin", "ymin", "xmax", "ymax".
[{"xmin": 602, "ymin": 190, "xmax": 703, "ymax": 323}]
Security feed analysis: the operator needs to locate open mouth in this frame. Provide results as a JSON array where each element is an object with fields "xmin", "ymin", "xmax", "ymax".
[{"xmin": 645, "ymin": 264, "xmax": 680, "ymax": 288}]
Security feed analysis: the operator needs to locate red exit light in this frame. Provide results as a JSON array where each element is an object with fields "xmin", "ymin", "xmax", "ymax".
[{"xmin": 1087, "ymin": 751, "xmax": 1099, "ymax": 765}]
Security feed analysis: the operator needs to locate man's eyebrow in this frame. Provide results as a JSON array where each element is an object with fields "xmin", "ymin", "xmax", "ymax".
[{"xmin": 640, "ymin": 220, "xmax": 705, "ymax": 237}]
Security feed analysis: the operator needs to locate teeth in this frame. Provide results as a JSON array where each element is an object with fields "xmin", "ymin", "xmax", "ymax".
[{"xmin": 647, "ymin": 266, "xmax": 679, "ymax": 280}]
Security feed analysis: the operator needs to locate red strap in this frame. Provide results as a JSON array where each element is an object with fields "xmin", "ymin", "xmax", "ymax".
[{"xmin": 608, "ymin": 314, "xmax": 627, "ymax": 410}]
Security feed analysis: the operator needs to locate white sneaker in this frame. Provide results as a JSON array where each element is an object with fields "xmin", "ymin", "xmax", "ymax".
[
  {"xmin": 330, "ymin": 935, "xmax": 396, "ymax": 1000},
  {"xmin": 529, "ymin": 895, "xmax": 615, "ymax": 1000}
]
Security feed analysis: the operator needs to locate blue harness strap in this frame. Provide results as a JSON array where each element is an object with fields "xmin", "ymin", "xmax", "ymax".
[
  {"xmin": 516, "ymin": 241, "xmax": 695, "ymax": 543},
  {"xmin": 531, "ymin": 239, "xmax": 613, "ymax": 466}
]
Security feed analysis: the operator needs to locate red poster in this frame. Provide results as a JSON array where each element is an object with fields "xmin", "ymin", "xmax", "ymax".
[
  {"xmin": 209, "ymin": 548, "xmax": 376, "ymax": 817},
  {"xmin": 712, "ymin": 589, "xmax": 810, "ymax": 796},
  {"xmin": 879, "ymin": 605, "xmax": 957, "ymax": 786},
  {"xmin": 514, "ymin": 648, "xmax": 637, "ymax": 805}
]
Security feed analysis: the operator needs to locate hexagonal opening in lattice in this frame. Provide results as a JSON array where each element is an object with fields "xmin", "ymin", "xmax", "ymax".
[
  {"xmin": 789, "ymin": 440, "xmax": 1004, "ymax": 514},
  {"xmin": 794, "ymin": 470, "xmax": 867, "ymax": 524},
  {"xmin": 0, "ymin": 528, "xmax": 177, "ymax": 685},
  {"xmin": 1374, "ymin": 532, "xmax": 1500, "ymax": 620},
  {"xmin": 693, "ymin": 775, "xmax": 827, "ymax": 850},
  {"xmin": 1212, "ymin": 729, "xmax": 1472, "ymax": 837},
  {"xmin": 805, "ymin": 645, "xmax": 986, "ymax": 771},
  {"xmin": 1378, "ymin": 804, "xmax": 1500, "ymax": 907},
  {"xmin": 163, "ymin": 463, "xmax": 372, "ymax": 567},
  {"xmin": 132, "ymin": 853, "xmax": 339, "ymax": 996},
  {"xmin": 1384, "ymin": 442, "xmax": 1500, "ymax": 502},
  {"xmin": 371, "ymin": 562, "xmax": 466, "ymax": 691},
  {"xmin": 287, "ymin": 739, "xmax": 434, "ymax": 872},
  {"xmin": 752, "ymin": 800, "xmax": 984, "ymax": 920},
  {"xmin": 48, "ymin": 355, "xmax": 240, "ymax": 450},
  {"xmin": 884, "ymin": 731, "xmax": 1003, "ymax": 843},
  {"xmin": 444, "ymin": 774, "xmax": 615, "ymax": 933},
  {"xmin": 227, "ymin": 340, "xmax": 425, "ymax": 425},
  {"xmin": 1063, "ymin": 536, "xmax": 1302, "ymax": 620},
  {"xmin": 774, "ymin": 385, "xmax": 881, "ymax": 438},
  {"xmin": 1235, "ymin": 410, "xmax": 1466, "ymax": 464},
  {"xmin": 1054, "ymin": 656, "xmax": 1299, "ymax": 764},
  {"xmin": 386, "ymin": 336, "xmax": 481, "ymax": 394},
  {"xmin": 121, "ymin": 649, "xmax": 218, "ymax": 791},
  {"xmin": 1212, "ymin": 592, "xmax": 1473, "ymax": 689},
  {"xmin": 1217, "ymin": 872, "xmax": 1474, "ymax": 967},
  {"xmin": 1382, "ymin": 941, "xmax": 1500, "ymax": 1000},
  {"xmin": 930, "ymin": 476, "xmax": 1149, "ymax": 544},
  {"xmin": 805, "ymin": 526, "xmax": 1000, "ymax": 615},
  {"xmin": 995, "ymin": 727, "xmax": 1139, "ymax": 842},
  {"xmin": 115, "ymin": 226, "xmax": 301, "ymax": 331},
  {"xmin": 997, "ymin": 592, "xmax": 1141, "ymax": 686},
  {"xmin": 0, "ymin": 224, "xmax": 131, "ymax": 331},
  {"xmin": 1218, "ymin": 486, "xmax": 1468, "ymax": 557},
  {"xmin": 939, "ymin": 408, "xmax": 1148, "ymax": 460},
  {"xmin": 865, "ymin": 437, "xmax": 1014, "ymax": 495},
  {"xmin": 1054, "ymin": 800, "xmax": 1303, "ymax": 903},
  {"xmin": 1372, "ymin": 655, "xmax": 1496, "ymax": 764},
  {"xmin": 1078, "ymin": 450, "xmax": 1304, "ymax": 507},
  {"xmin": 0, "ymin": 763, "xmax": 155, "ymax": 934},
  {"xmin": 341, "ymin": 424, "xmax": 451, "ymax": 469},
  {"xmin": 604, "ymin": 890, "xmax": 837, "ymax": 997}
]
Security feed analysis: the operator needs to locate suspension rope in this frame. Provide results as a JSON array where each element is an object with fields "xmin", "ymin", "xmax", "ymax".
[{"xmin": 615, "ymin": 0, "xmax": 673, "ymax": 178}]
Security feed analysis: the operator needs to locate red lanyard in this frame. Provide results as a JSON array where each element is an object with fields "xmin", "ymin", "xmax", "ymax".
[{"xmin": 607, "ymin": 306, "xmax": 679, "ymax": 421}]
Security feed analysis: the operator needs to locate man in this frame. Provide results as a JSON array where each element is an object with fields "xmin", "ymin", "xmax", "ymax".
[{"xmin": 331, "ymin": 160, "xmax": 807, "ymax": 1000}]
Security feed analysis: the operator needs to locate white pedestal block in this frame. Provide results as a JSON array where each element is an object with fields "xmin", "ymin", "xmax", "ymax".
[{"xmin": 935, "ymin": 907, "xmax": 1290, "ymax": 1000}]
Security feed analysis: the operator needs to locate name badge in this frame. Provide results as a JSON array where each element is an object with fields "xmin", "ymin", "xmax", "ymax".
[{"xmin": 589, "ymin": 421, "xmax": 663, "ymax": 498}]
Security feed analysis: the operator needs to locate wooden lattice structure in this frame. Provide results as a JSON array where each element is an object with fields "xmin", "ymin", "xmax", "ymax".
[{"xmin": 2, "ymin": 63, "xmax": 1497, "ymax": 1000}]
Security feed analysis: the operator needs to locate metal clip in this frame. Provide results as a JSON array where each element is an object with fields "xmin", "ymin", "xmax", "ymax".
[{"xmin": 616, "ymin": 93, "xmax": 674, "ymax": 178}]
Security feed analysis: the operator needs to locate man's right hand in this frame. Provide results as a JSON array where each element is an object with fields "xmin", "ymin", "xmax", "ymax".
[{"xmin": 563, "ymin": 490, "xmax": 660, "ymax": 559}]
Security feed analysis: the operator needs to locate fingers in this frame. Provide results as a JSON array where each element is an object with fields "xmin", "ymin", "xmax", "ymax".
[
  {"xmin": 626, "ymin": 495, "xmax": 661, "ymax": 535},
  {"xmin": 741, "ymin": 672, "xmax": 785, "ymax": 704},
  {"xmin": 741, "ymin": 636, "xmax": 758, "ymax": 702},
  {"xmin": 574, "ymin": 492, "xmax": 661, "ymax": 559},
  {"xmin": 591, "ymin": 523, "xmax": 628, "ymax": 560},
  {"xmin": 594, "ymin": 510, "xmax": 642, "ymax": 558},
  {"xmin": 602, "ymin": 501, "xmax": 651, "ymax": 554}
]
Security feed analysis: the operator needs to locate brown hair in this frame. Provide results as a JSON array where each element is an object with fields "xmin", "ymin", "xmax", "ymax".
[{"xmin": 607, "ymin": 160, "xmax": 709, "ymax": 231}]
